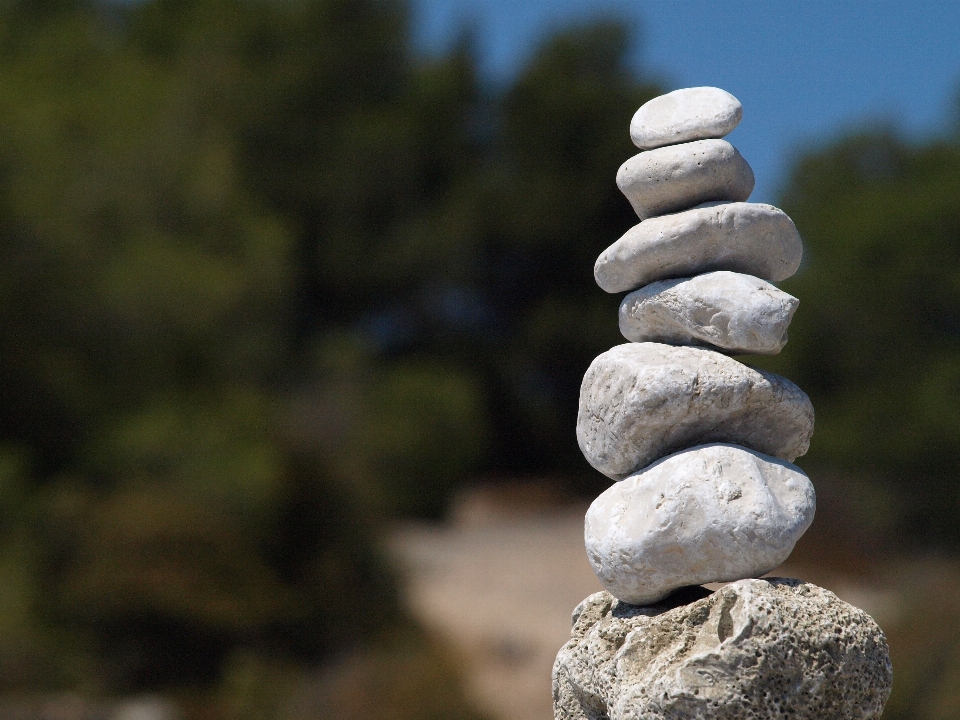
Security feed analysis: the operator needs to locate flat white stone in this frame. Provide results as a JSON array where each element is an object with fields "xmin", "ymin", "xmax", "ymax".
[
  {"xmin": 577, "ymin": 343, "xmax": 813, "ymax": 480},
  {"xmin": 631, "ymin": 87, "xmax": 742, "ymax": 150},
  {"xmin": 618, "ymin": 271, "xmax": 798, "ymax": 355},
  {"xmin": 584, "ymin": 443, "xmax": 815, "ymax": 605},
  {"xmin": 553, "ymin": 580, "xmax": 892, "ymax": 720},
  {"xmin": 595, "ymin": 202, "xmax": 803, "ymax": 294},
  {"xmin": 616, "ymin": 139, "xmax": 754, "ymax": 221}
]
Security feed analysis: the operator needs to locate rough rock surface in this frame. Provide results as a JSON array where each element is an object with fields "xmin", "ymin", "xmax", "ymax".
[
  {"xmin": 584, "ymin": 444, "xmax": 815, "ymax": 604},
  {"xmin": 616, "ymin": 140, "xmax": 754, "ymax": 221},
  {"xmin": 553, "ymin": 579, "xmax": 892, "ymax": 720},
  {"xmin": 577, "ymin": 343, "xmax": 813, "ymax": 480},
  {"xmin": 618, "ymin": 271, "xmax": 798, "ymax": 355},
  {"xmin": 630, "ymin": 87, "xmax": 742, "ymax": 150},
  {"xmin": 595, "ymin": 202, "xmax": 802, "ymax": 294}
]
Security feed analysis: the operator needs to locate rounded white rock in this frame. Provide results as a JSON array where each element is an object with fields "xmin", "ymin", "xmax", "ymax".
[
  {"xmin": 595, "ymin": 202, "xmax": 803, "ymax": 294},
  {"xmin": 630, "ymin": 87, "xmax": 743, "ymax": 150},
  {"xmin": 616, "ymin": 139, "xmax": 754, "ymax": 221},
  {"xmin": 576, "ymin": 343, "xmax": 813, "ymax": 480},
  {"xmin": 584, "ymin": 443, "xmax": 815, "ymax": 605},
  {"xmin": 618, "ymin": 271, "xmax": 799, "ymax": 355}
]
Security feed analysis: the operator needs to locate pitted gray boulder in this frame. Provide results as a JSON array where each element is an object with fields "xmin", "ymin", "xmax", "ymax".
[
  {"xmin": 576, "ymin": 343, "xmax": 813, "ymax": 480},
  {"xmin": 630, "ymin": 87, "xmax": 742, "ymax": 150},
  {"xmin": 595, "ymin": 202, "xmax": 802, "ymax": 294},
  {"xmin": 553, "ymin": 580, "xmax": 892, "ymax": 720},
  {"xmin": 585, "ymin": 444, "xmax": 815, "ymax": 605},
  {"xmin": 616, "ymin": 140, "xmax": 754, "ymax": 221},
  {"xmin": 618, "ymin": 271, "xmax": 798, "ymax": 354}
]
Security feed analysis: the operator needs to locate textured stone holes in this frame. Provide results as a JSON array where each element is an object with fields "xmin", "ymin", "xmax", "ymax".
[{"xmin": 717, "ymin": 592, "xmax": 738, "ymax": 642}]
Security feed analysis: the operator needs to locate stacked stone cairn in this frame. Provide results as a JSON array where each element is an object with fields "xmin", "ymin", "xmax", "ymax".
[{"xmin": 553, "ymin": 88, "xmax": 893, "ymax": 720}]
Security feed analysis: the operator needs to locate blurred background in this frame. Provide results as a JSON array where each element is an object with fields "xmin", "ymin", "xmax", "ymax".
[{"xmin": 0, "ymin": 0, "xmax": 959, "ymax": 717}]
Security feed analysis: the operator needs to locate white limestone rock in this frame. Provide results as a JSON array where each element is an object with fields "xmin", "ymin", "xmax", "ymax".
[
  {"xmin": 576, "ymin": 343, "xmax": 813, "ymax": 480},
  {"xmin": 616, "ymin": 140, "xmax": 754, "ymax": 221},
  {"xmin": 553, "ymin": 580, "xmax": 892, "ymax": 720},
  {"xmin": 630, "ymin": 87, "xmax": 742, "ymax": 150},
  {"xmin": 584, "ymin": 443, "xmax": 815, "ymax": 605},
  {"xmin": 595, "ymin": 202, "xmax": 802, "ymax": 294},
  {"xmin": 618, "ymin": 271, "xmax": 798, "ymax": 355}
]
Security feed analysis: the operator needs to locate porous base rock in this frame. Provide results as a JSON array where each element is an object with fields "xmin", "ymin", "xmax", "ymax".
[{"xmin": 553, "ymin": 579, "xmax": 892, "ymax": 720}]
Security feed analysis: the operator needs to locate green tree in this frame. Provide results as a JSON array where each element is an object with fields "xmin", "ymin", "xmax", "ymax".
[
  {"xmin": 0, "ymin": 0, "xmax": 409, "ymax": 698},
  {"xmin": 766, "ymin": 125, "xmax": 960, "ymax": 545},
  {"xmin": 470, "ymin": 22, "xmax": 662, "ymax": 479}
]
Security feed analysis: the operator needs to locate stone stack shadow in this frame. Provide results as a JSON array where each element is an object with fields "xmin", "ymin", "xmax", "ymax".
[{"xmin": 553, "ymin": 88, "xmax": 893, "ymax": 720}]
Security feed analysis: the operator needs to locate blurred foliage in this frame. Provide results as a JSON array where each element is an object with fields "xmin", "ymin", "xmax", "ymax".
[
  {"xmin": 1, "ymin": 0, "xmax": 960, "ymax": 714},
  {"xmin": 760, "ymin": 127, "xmax": 960, "ymax": 547}
]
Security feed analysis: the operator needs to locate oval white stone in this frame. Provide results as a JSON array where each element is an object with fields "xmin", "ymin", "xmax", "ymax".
[
  {"xmin": 630, "ymin": 87, "xmax": 743, "ymax": 150},
  {"xmin": 618, "ymin": 271, "xmax": 799, "ymax": 355},
  {"xmin": 595, "ymin": 202, "xmax": 803, "ymax": 294},
  {"xmin": 584, "ymin": 443, "xmax": 816, "ymax": 605},
  {"xmin": 577, "ymin": 343, "xmax": 813, "ymax": 480},
  {"xmin": 616, "ymin": 139, "xmax": 754, "ymax": 221}
]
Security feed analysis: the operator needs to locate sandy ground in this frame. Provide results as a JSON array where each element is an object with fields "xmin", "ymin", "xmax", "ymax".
[
  {"xmin": 389, "ymin": 504, "xmax": 600, "ymax": 720},
  {"xmin": 388, "ymin": 486, "xmax": 903, "ymax": 720}
]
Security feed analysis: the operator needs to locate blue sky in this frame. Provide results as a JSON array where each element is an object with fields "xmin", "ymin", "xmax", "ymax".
[{"xmin": 412, "ymin": 0, "xmax": 960, "ymax": 202}]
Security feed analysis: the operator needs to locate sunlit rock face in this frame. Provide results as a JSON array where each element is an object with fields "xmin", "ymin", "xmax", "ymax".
[
  {"xmin": 576, "ymin": 343, "xmax": 813, "ymax": 481},
  {"xmin": 584, "ymin": 444, "xmax": 815, "ymax": 605},
  {"xmin": 616, "ymin": 139, "xmax": 755, "ymax": 221},
  {"xmin": 553, "ymin": 581, "xmax": 892, "ymax": 720},
  {"xmin": 630, "ymin": 86, "xmax": 742, "ymax": 150},
  {"xmin": 618, "ymin": 271, "xmax": 798, "ymax": 355},
  {"xmin": 594, "ymin": 202, "xmax": 802, "ymax": 294}
]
